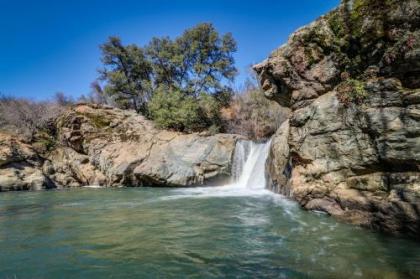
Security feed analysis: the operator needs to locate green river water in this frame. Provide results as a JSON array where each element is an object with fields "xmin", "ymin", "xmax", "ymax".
[{"xmin": 0, "ymin": 187, "xmax": 419, "ymax": 279}]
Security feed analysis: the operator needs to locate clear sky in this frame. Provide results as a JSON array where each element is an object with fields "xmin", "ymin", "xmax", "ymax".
[{"xmin": 0, "ymin": 0, "xmax": 340, "ymax": 100}]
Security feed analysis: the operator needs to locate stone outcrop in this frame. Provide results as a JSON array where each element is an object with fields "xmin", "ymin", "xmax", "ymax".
[
  {"xmin": 255, "ymin": 0, "xmax": 420, "ymax": 237},
  {"xmin": 0, "ymin": 104, "xmax": 241, "ymax": 191},
  {"xmin": 0, "ymin": 133, "xmax": 53, "ymax": 191}
]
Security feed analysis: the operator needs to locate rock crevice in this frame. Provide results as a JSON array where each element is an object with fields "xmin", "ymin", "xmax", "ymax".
[{"xmin": 257, "ymin": 0, "xmax": 420, "ymax": 237}]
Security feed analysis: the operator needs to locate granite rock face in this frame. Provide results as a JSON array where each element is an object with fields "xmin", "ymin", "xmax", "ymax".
[
  {"xmin": 256, "ymin": 0, "xmax": 420, "ymax": 237},
  {"xmin": 0, "ymin": 104, "xmax": 240, "ymax": 190},
  {"xmin": 49, "ymin": 104, "xmax": 240, "ymax": 188}
]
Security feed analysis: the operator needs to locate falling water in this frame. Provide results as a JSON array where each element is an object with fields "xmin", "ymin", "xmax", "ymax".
[
  {"xmin": 231, "ymin": 139, "xmax": 272, "ymax": 190},
  {"xmin": 231, "ymin": 140, "xmax": 251, "ymax": 181},
  {"xmin": 172, "ymin": 139, "xmax": 273, "ymax": 197}
]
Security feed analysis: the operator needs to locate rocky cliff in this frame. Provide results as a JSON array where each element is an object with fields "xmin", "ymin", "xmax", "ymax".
[
  {"xmin": 0, "ymin": 104, "xmax": 241, "ymax": 191},
  {"xmin": 255, "ymin": 0, "xmax": 420, "ymax": 237}
]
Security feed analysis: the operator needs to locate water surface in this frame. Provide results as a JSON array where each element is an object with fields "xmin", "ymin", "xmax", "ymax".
[{"xmin": 0, "ymin": 187, "xmax": 419, "ymax": 279}]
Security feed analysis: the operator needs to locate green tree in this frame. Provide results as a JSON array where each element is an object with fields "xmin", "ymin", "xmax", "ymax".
[
  {"xmin": 97, "ymin": 24, "xmax": 238, "ymax": 132},
  {"xmin": 146, "ymin": 23, "xmax": 237, "ymax": 97},
  {"xmin": 146, "ymin": 37, "xmax": 179, "ymax": 88},
  {"xmin": 99, "ymin": 36, "xmax": 152, "ymax": 113}
]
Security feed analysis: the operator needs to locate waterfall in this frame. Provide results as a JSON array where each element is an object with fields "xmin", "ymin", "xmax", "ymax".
[
  {"xmin": 231, "ymin": 140, "xmax": 251, "ymax": 181},
  {"xmin": 231, "ymin": 140, "xmax": 272, "ymax": 190},
  {"xmin": 173, "ymin": 139, "xmax": 272, "ymax": 197}
]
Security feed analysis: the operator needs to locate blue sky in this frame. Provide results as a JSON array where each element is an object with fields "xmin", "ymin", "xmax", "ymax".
[{"xmin": 0, "ymin": 0, "xmax": 339, "ymax": 100}]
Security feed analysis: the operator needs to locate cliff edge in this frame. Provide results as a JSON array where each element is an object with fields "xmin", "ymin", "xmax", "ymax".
[{"xmin": 255, "ymin": 0, "xmax": 420, "ymax": 237}]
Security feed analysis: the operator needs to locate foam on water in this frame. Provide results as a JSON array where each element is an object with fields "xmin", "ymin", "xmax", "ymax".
[
  {"xmin": 173, "ymin": 139, "xmax": 283, "ymax": 199},
  {"xmin": 83, "ymin": 185, "xmax": 103, "ymax": 189}
]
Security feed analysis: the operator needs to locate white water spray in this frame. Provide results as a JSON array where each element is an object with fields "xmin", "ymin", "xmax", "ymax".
[
  {"xmin": 171, "ymin": 139, "xmax": 273, "ymax": 198},
  {"xmin": 231, "ymin": 140, "xmax": 272, "ymax": 190}
]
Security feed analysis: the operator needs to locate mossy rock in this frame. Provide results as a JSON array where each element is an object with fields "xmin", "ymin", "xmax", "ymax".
[
  {"xmin": 76, "ymin": 111, "xmax": 111, "ymax": 129},
  {"xmin": 32, "ymin": 130, "xmax": 57, "ymax": 153},
  {"xmin": 337, "ymin": 78, "xmax": 368, "ymax": 105}
]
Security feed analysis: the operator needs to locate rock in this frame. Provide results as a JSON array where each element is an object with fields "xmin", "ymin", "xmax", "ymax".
[
  {"xmin": 132, "ymin": 134, "xmax": 236, "ymax": 186},
  {"xmin": 1, "ymin": 103, "xmax": 241, "ymax": 190},
  {"xmin": 266, "ymin": 120, "xmax": 291, "ymax": 194},
  {"xmin": 256, "ymin": 0, "xmax": 420, "ymax": 238},
  {"xmin": 46, "ymin": 147, "xmax": 104, "ymax": 188},
  {"xmin": 50, "ymin": 104, "xmax": 241, "ymax": 187},
  {"xmin": 0, "ymin": 133, "xmax": 37, "ymax": 167},
  {"xmin": 0, "ymin": 133, "xmax": 52, "ymax": 191}
]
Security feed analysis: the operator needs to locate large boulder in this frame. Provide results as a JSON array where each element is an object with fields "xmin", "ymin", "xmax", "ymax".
[
  {"xmin": 48, "ymin": 104, "xmax": 240, "ymax": 187},
  {"xmin": 256, "ymin": 0, "xmax": 420, "ymax": 237}
]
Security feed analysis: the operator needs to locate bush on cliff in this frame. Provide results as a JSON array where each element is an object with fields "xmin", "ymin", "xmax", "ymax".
[
  {"xmin": 148, "ymin": 88, "xmax": 202, "ymax": 131},
  {"xmin": 337, "ymin": 78, "xmax": 367, "ymax": 106},
  {"xmin": 148, "ymin": 87, "xmax": 228, "ymax": 132}
]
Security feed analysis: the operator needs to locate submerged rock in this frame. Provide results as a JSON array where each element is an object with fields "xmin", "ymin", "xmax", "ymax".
[{"xmin": 256, "ymin": 0, "xmax": 420, "ymax": 237}]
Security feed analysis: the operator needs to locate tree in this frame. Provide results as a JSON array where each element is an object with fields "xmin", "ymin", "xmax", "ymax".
[
  {"xmin": 54, "ymin": 92, "xmax": 74, "ymax": 106},
  {"xmin": 99, "ymin": 36, "xmax": 152, "ymax": 113},
  {"xmin": 97, "ymin": 24, "xmax": 238, "ymax": 132},
  {"xmin": 146, "ymin": 23, "xmax": 238, "ymax": 97},
  {"xmin": 177, "ymin": 23, "xmax": 237, "ymax": 97},
  {"xmin": 146, "ymin": 37, "xmax": 179, "ymax": 88}
]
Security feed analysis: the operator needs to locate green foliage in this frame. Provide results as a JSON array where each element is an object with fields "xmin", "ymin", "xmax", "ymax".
[
  {"xmin": 348, "ymin": 0, "xmax": 397, "ymax": 40},
  {"xmin": 337, "ymin": 78, "xmax": 368, "ymax": 105},
  {"xmin": 198, "ymin": 93, "xmax": 221, "ymax": 124},
  {"xmin": 304, "ymin": 47, "xmax": 320, "ymax": 67},
  {"xmin": 32, "ymin": 130, "xmax": 57, "ymax": 153},
  {"xmin": 146, "ymin": 23, "xmax": 237, "ymax": 97},
  {"xmin": 148, "ymin": 87, "xmax": 227, "ymax": 132},
  {"xmin": 326, "ymin": 10, "xmax": 351, "ymax": 52},
  {"xmin": 97, "ymin": 23, "xmax": 238, "ymax": 132},
  {"xmin": 99, "ymin": 37, "xmax": 152, "ymax": 113},
  {"xmin": 148, "ymin": 88, "xmax": 202, "ymax": 131},
  {"xmin": 207, "ymin": 124, "xmax": 221, "ymax": 135}
]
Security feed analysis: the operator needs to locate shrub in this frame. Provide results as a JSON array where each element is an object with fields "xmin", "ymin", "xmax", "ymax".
[
  {"xmin": 148, "ymin": 86, "xmax": 231, "ymax": 133},
  {"xmin": 337, "ymin": 78, "xmax": 367, "ymax": 105},
  {"xmin": 198, "ymin": 93, "xmax": 223, "ymax": 128},
  {"xmin": 0, "ymin": 94, "xmax": 64, "ymax": 141},
  {"xmin": 148, "ymin": 88, "xmax": 203, "ymax": 131},
  {"xmin": 222, "ymin": 79, "xmax": 289, "ymax": 139}
]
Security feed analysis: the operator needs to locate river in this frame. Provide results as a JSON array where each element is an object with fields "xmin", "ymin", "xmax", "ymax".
[{"xmin": 0, "ymin": 141, "xmax": 419, "ymax": 278}]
